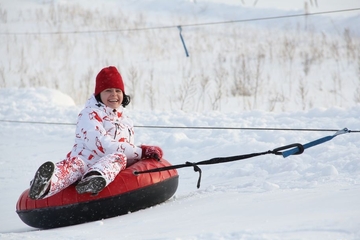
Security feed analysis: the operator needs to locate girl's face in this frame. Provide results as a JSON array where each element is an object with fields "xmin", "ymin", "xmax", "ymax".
[{"xmin": 100, "ymin": 88, "xmax": 123, "ymax": 109}]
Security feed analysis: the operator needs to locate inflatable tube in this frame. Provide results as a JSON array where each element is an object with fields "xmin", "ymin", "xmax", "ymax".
[{"xmin": 16, "ymin": 159, "xmax": 178, "ymax": 229}]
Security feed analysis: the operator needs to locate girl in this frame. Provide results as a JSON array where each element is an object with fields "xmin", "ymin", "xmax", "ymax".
[{"xmin": 29, "ymin": 66, "xmax": 162, "ymax": 199}]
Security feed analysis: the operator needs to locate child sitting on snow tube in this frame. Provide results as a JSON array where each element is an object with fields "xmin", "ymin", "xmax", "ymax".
[{"xmin": 29, "ymin": 66, "xmax": 163, "ymax": 199}]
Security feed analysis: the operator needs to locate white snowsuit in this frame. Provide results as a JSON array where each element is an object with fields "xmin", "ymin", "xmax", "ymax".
[{"xmin": 45, "ymin": 95, "xmax": 143, "ymax": 198}]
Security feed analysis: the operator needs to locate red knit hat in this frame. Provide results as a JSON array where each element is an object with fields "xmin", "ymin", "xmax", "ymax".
[{"xmin": 94, "ymin": 66, "xmax": 125, "ymax": 96}]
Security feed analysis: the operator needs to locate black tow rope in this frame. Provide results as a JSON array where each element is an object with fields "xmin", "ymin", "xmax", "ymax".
[{"xmin": 134, "ymin": 128, "xmax": 351, "ymax": 188}]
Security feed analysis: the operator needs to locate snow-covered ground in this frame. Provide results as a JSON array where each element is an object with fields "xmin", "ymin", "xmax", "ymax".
[
  {"xmin": 1, "ymin": 88, "xmax": 359, "ymax": 239},
  {"xmin": 1, "ymin": 0, "xmax": 360, "ymax": 239}
]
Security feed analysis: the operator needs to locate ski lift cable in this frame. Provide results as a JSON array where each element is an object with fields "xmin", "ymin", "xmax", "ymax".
[
  {"xmin": 1, "ymin": 7, "xmax": 359, "ymax": 35},
  {"xmin": 0, "ymin": 119, "xmax": 359, "ymax": 132}
]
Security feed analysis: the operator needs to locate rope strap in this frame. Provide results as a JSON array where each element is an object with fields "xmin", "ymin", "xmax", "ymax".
[{"xmin": 134, "ymin": 128, "xmax": 351, "ymax": 188}]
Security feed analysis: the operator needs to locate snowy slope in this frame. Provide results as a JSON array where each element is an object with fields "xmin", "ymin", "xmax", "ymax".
[
  {"xmin": 1, "ymin": 0, "xmax": 360, "ymax": 111},
  {"xmin": 0, "ymin": 88, "xmax": 359, "ymax": 239}
]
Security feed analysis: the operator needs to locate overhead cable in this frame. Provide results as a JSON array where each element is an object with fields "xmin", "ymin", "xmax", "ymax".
[
  {"xmin": 0, "ymin": 119, "xmax": 359, "ymax": 132},
  {"xmin": 1, "ymin": 7, "xmax": 359, "ymax": 35}
]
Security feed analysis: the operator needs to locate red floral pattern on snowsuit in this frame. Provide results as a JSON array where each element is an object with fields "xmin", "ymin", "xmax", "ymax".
[
  {"xmin": 42, "ymin": 95, "xmax": 143, "ymax": 198},
  {"xmin": 86, "ymin": 153, "xmax": 127, "ymax": 185},
  {"xmin": 47, "ymin": 157, "xmax": 86, "ymax": 197}
]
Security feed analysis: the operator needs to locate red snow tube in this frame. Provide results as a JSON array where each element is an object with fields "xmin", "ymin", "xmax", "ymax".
[{"xmin": 16, "ymin": 159, "xmax": 178, "ymax": 229}]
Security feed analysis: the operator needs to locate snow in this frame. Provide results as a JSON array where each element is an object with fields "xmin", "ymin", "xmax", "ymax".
[
  {"xmin": 1, "ymin": 89, "xmax": 359, "ymax": 239},
  {"xmin": 1, "ymin": 0, "xmax": 360, "ymax": 112},
  {"xmin": 1, "ymin": 0, "xmax": 360, "ymax": 239}
]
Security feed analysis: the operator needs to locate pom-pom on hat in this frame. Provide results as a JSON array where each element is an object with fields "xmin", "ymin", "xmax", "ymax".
[{"xmin": 95, "ymin": 66, "xmax": 125, "ymax": 96}]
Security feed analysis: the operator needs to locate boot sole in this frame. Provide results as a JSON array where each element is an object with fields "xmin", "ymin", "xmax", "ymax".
[
  {"xmin": 29, "ymin": 161, "xmax": 55, "ymax": 200},
  {"xmin": 75, "ymin": 176, "xmax": 106, "ymax": 195}
]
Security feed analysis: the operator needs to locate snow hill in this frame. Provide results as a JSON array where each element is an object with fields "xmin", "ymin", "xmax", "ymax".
[{"xmin": 1, "ymin": 0, "xmax": 360, "ymax": 111}]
